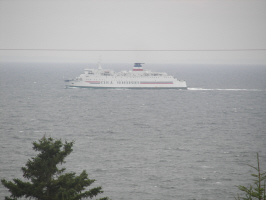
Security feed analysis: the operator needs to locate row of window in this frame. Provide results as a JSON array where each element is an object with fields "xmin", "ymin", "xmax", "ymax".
[
  {"xmin": 100, "ymin": 81, "xmax": 140, "ymax": 84},
  {"xmin": 117, "ymin": 81, "xmax": 139, "ymax": 84},
  {"xmin": 85, "ymin": 76, "xmax": 172, "ymax": 78}
]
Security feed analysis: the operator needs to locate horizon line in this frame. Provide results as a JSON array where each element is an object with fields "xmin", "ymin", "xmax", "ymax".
[{"xmin": 1, "ymin": 49, "xmax": 266, "ymax": 52}]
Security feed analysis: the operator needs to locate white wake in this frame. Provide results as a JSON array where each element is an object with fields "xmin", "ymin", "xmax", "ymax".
[{"xmin": 188, "ymin": 88, "xmax": 262, "ymax": 91}]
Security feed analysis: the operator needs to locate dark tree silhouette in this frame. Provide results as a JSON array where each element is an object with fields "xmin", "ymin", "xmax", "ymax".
[{"xmin": 1, "ymin": 137, "xmax": 110, "ymax": 200}]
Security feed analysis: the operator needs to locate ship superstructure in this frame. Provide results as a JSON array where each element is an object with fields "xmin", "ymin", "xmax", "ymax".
[{"xmin": 65, "ymin": 63, "xmax": 187, "ymax": 89}]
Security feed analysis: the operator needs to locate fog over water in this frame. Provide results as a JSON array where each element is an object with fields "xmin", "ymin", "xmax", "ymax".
[{"xmin": 1, "ymin": 0, "xmax": 266, "ymax": 64}]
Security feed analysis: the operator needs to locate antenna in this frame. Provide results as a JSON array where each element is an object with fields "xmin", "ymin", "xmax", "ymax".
[{"xmin": 98, "ymin": 56, "xmax": 102, "ymax": 69}]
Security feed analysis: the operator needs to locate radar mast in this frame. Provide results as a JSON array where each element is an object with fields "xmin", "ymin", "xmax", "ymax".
[{"xmin": 98, "ymin": 56, "xmax": 102, "ymax": 70}]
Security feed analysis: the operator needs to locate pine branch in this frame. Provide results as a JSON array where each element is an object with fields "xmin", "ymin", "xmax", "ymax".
[{"xmin": 1, "ymin": 137, "xmax": 110, "ymax": 200}]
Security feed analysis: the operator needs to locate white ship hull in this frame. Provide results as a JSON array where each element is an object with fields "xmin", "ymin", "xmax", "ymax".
[
  {"xmin": 65, "ymin": 63, "xmax": 187, "ymax": 89},
  {"xmin": 67, "ymin": 82, "xmax": 187, "ymax": 89}
]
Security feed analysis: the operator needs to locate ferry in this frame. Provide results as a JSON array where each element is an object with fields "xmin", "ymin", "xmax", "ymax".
[{"xmin": 65, "ymin": 63, "xmax": 187, "ymax": 89}]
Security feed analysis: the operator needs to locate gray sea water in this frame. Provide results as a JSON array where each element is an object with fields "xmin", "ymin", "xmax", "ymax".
[{"xmin": 0, "ymin": 62, "xmax": 266, "ymax": 200}]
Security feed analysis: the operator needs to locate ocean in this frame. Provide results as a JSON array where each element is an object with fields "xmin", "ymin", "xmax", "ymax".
[{"xmin": 0, "ymin": 62, "xmax": 266, "ymax": 200}]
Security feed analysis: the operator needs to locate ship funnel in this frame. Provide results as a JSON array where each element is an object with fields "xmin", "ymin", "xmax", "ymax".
[
  {"xmin": 133, "ymin": 63, "xmax": 144, "ymax": 71},
  {"xmin": 134, "ymin": 63, "xmax": 145, "ymax": 67}
]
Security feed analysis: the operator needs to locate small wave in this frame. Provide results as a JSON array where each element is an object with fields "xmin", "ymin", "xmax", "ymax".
[
  {"xmin": 201, "ymin": 165, "xmax": 213, "ymax": 169},
  {"xmin": 194, "ymin": 177, "xmax": 212, "ymax": 181},
  {"xmin": 94, "ymin": 168, "xmax": 107, "ymax": 172},
  {"xmin": 221, "ymin": 178, "xmax": 232, "ymax": 181},
  {"xmin": 175, "ymin": 147, "xmax": 189, "ymax": 151},
  {"xmin": 33, "ymin": 131, "xmax": 52, "ymax": 133}
]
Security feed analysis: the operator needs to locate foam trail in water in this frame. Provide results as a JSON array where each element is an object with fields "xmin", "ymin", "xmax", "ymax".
[{"xmin": 188, "ymin": 88, "xmax": 262, "ymax": 91}]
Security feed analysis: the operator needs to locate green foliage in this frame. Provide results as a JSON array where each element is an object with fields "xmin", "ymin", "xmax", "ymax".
[
  {"xmin": 1, "ymin": 137, "xmax": 110, "ymax": 200},
  {"xmin": 235, "ymin": 153, "xmax": 266, "ymax": 200}
]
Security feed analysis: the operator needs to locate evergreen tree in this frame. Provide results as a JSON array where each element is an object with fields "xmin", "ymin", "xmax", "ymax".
[
  {"xmin": 235, "ymin": 153, "xmax": 266, "ymax": 200},
  {"xmin": 1, "ymin": 137, "xmax": 110, "ymax": 200}
]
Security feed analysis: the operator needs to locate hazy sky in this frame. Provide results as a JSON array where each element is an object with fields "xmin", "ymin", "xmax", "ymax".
[{"xmin": 0, "ymin": 0, "xmax": 266, "ymax": 64}]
